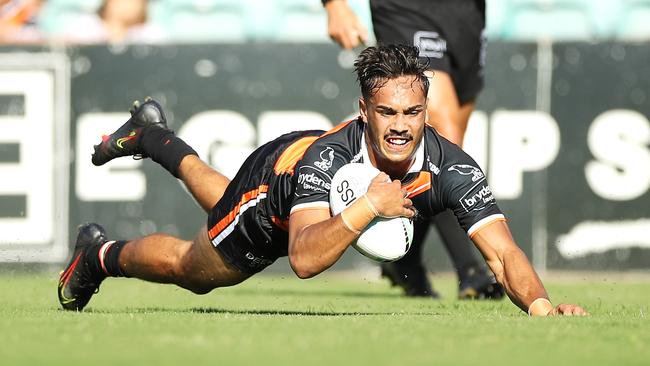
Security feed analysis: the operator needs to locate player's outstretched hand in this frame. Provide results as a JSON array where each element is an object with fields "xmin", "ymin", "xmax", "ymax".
[
  {"xmin": 550, "ymin": 303, "xmax": 589, "ymax": 316},
  {"xmin": 365, "ymin": 172, "xmax": 415, "ymax": 219},
  {"xmin": 325, "ymin": 0, "xmax": 368, "ymax": 49}
]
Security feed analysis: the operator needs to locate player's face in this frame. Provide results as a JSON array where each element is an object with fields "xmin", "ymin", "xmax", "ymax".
[{"xmin": 359, "ymin": 75, "xmax": 427, "ymax": 178}]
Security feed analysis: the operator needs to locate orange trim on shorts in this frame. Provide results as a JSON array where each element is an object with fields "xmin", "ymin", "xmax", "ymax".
[
  {"xmin": 273, "ymin": 136, "xmax": 320, "ymax": 175},
  {"xmin": 208, "ymin": 185, "xmax": 269, "ymax": 238},
  {"xmin": 403, "ymin": 171, "xmax": 431, "ymax": 198},
  {"xmin": 468, "ymin": 217, "xmax": 507, "ymax": 239}
]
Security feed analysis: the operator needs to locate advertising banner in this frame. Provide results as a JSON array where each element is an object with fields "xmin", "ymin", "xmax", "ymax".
[{"xmin": 0, "ymin": 42, "xmax": 648, "ymax": 271}]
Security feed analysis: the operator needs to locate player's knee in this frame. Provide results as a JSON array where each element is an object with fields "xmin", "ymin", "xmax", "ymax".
[{"xmin": 177, "ymin": 270, "xmax": 215, "ymax": 295}]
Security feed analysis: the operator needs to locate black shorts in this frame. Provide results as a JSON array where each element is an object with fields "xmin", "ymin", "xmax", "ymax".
[
  {"xmin": 206, "ymin": 130, "xmax": 323, "ymax": 274},
  {"xmin": 370, "ymin": 0, "xmax": 486, "ymax": 104}
]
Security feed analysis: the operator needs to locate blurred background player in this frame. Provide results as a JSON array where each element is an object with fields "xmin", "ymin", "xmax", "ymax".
[
  {"xmin": 323, "ymin": 0, "xmax": 503, "ymax": 299},
  {"xmin": 49, "ymin": 0, "xmax": 164, "ymax": 44},
  {"xmin": 0, "ymin": 0, "xmax": 43, "ymax": 43}
]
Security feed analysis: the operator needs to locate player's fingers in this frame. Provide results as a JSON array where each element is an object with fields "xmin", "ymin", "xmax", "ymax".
[
  {"xmin": 346, "ymin": 32, "xmax": 360, "ymax": 49},
  {"xmin": 328, "ymin": 32, "xmax": 348, "ymax": 49},
  {"xmin": 372, "ymin": 172, "xmax": 390, "ymax": 183},
  {"xmin": 357, "ymin": 26, "xmax": 368, "ymax": 44},
  {"xmin": 555, "ymin": 304, "xmax": 568, "ymax": 315},
  {"xmin": 402, "ymin": 207, "xmax": 415, "ymax": 218},
  {"xmin": 572, "ymin": 306, "xmax": 588, "ymax": 316},
  {"xmin": 403, "ymin": 198, "xmax": 413, "ymax": 207},
  {"xmin": 339, "ymin": 35, "xmax": 353, "ymax": 50}
]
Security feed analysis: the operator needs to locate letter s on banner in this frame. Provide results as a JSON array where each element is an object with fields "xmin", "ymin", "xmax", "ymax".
[{"xmin": 585, "ymin": 110, "xmax": 650, "ymax": 200}]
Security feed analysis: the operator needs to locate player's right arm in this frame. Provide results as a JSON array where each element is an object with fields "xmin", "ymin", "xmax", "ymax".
[
  {"xmin": 323, "ymin": 0, "xmax": 368, "ymax": 49},
  {"xmin": 288, "ymin": 173, "xmax": 413, "ymax": 279}
]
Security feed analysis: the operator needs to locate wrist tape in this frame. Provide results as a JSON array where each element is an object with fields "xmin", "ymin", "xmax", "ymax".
[
  {"xmin": 528, "ymin": 298, "xmax": 554, "ymax": 316},
  {"xmin": 340, "ymin": 195, "xmax": 378, "ymax": 234}
]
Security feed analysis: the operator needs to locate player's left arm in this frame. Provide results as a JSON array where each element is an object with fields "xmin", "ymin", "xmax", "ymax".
[
  {"xmin": 438, "ymin": 141, "xmax": 587, "ymax": 316},
  {"xmin": 471, "ymin": 220, "xmax": 588, "ymax": 316}
]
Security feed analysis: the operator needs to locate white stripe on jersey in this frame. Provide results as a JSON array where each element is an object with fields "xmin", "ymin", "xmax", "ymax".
[
  {"xmin": 467, "ymin": 213, "xmax": 506, "ymax": 237},
  {"xmin": 290, "ymin": 201, "xmax": 330, "ymax": 214}
]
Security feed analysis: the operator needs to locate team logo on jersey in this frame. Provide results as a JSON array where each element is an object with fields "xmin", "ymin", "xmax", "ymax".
[
  {"xmin": 414, "ymin": 31, "xmax": 447, "ymax": 59},
  {"xmin": 297, "ymin": 166, "xmax": 331, "ymax": 193},
  {"xmin": 459, "ymin": 183, "xmax": 495, "ymax": 213},
  {"xmin": 314, "ymin": 147, "xmax": 334, "ymax": 172},
  {"xmin": 448, "ymin": 164, "xmax": 484, "ymax": 182}
]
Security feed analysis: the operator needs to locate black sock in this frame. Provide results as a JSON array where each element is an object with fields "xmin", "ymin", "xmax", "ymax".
[
  {"xmin": 97, "ymin": 240, "xmax": 129, "ymax": 277},
  {"xmin": 140, "ymin": 127, "xmax": 198, "ymax": 178},
  {"xmin": 432, "ymin": 209, "xmax": 482, "ymax": 281}
]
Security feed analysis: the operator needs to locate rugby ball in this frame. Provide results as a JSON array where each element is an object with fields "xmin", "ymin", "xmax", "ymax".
[{"xmin": 329, "ymin": 163, "xmax": 414, "ymax": 262}]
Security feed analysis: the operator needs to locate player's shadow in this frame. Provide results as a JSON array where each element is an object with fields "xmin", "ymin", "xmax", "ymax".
[
  {"xmin": 224, "ymin": 288, "xmax": 403, "ymax": 299},
  {"xmin": 84, "ymin": 307, "xmax": 443, "ymax": 317},
  {"xmin": 188, "ymin": 307, "xmax": 441, "ymax": 316}
]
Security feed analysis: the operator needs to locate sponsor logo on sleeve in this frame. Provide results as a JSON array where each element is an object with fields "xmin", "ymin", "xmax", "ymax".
[
  {"xmin": 414, "ymin": 31, "xmax": 447, "ymax": 59},
  {"xmin": 297, "ymin": 166, "xmax": 331, "ymax": 194},
  {"xmin": 460, "ymin": 183, "xmax": 495, "ymax": 213},
  {"xmin": 448, "ymin": 164, "xmax": 484, "ymax": 182},
  {"xmin": 314, "ymin": 147, "xmax": 334, "ymax": 172}
]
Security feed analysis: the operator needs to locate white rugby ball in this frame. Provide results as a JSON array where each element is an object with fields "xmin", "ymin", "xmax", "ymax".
[{"xmin": 330, "ymin": 163, "xmax": 414, "ymax": 262}]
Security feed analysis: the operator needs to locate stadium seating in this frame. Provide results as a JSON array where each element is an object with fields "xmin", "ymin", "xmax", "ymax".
[
  {"xmin": 502, "ymin": 0, "xmax": 595, "ymax": 41},
  {"xmin": 34, "ymin": 0, "xmax": 650, "ymax": 43},
  {"xmin": 158, "ymin": 0, "xmax": 249, "ymax": 42},
  {"xmin": 38, "ymin": 0, "xmax": 102, "ymax": 36},
  {"xmin": 616, "ymin": 4, "xmax": 650, "ymax": 40}
]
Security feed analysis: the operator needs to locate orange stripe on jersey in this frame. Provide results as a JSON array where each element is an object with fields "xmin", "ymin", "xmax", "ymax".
[
  {"xmin": 271, "ymin": 216, "xmax": 289, "ymax": 231},
  {"xmin": 274, "ymin": 136, "xmax": 320, "ymax": 175},
  {"xmin": 320, "ymin": 119, "xmax": 355, "ymax": 138},
  {"xmin": 403, "ymin": 171, "xmax": 431, "ymax": 198},
  {"xmin": 208, "ymin": 185, "xmax": 269, "ymax": 238},
  {"xmin": 273, "ymin": 119, "xmax": 357, "ymax": 175}
]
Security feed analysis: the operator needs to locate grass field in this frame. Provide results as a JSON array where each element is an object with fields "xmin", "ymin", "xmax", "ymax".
[{"xmin": 0, "ymin": 269, "xmax": 648, "ymax": 366}]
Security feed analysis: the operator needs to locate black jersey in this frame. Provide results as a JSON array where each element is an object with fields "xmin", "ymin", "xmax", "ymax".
[
  {"xmin": 207, "ymin": 119, "xmax": 503, "ymax": 274},
  {"xmin": 291, "ymin": 118, "xmax": 504, "ymax": 237},
  {"xmin": 206, "ymin": 129, "xmax": 324, "ymax": 273}
]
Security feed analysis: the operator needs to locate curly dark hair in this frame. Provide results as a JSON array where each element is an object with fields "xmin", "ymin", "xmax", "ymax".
[{"xmin": 354, "ymin": 44, "xmax": 430, "ymax": 100}]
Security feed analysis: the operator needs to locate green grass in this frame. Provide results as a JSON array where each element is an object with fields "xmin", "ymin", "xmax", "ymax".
[{"xmin": 0, "ymin": 270, "xmax": 648, "ymax": 366}]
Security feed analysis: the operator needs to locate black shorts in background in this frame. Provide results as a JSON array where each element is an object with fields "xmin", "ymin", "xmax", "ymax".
[{"xmin": 370, "ymin": 0, "xmax": 486, "ymax": 104}]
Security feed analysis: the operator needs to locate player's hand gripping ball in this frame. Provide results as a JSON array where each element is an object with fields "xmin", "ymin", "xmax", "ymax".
[{"xmin": 330, "ymin": 163, "xmax": 414, "ymax": 261}]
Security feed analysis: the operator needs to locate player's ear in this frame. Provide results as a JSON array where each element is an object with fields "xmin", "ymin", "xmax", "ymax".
[{"xmin": 359, "ymin": 97, "xmax": 368, "ymax": 123}]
